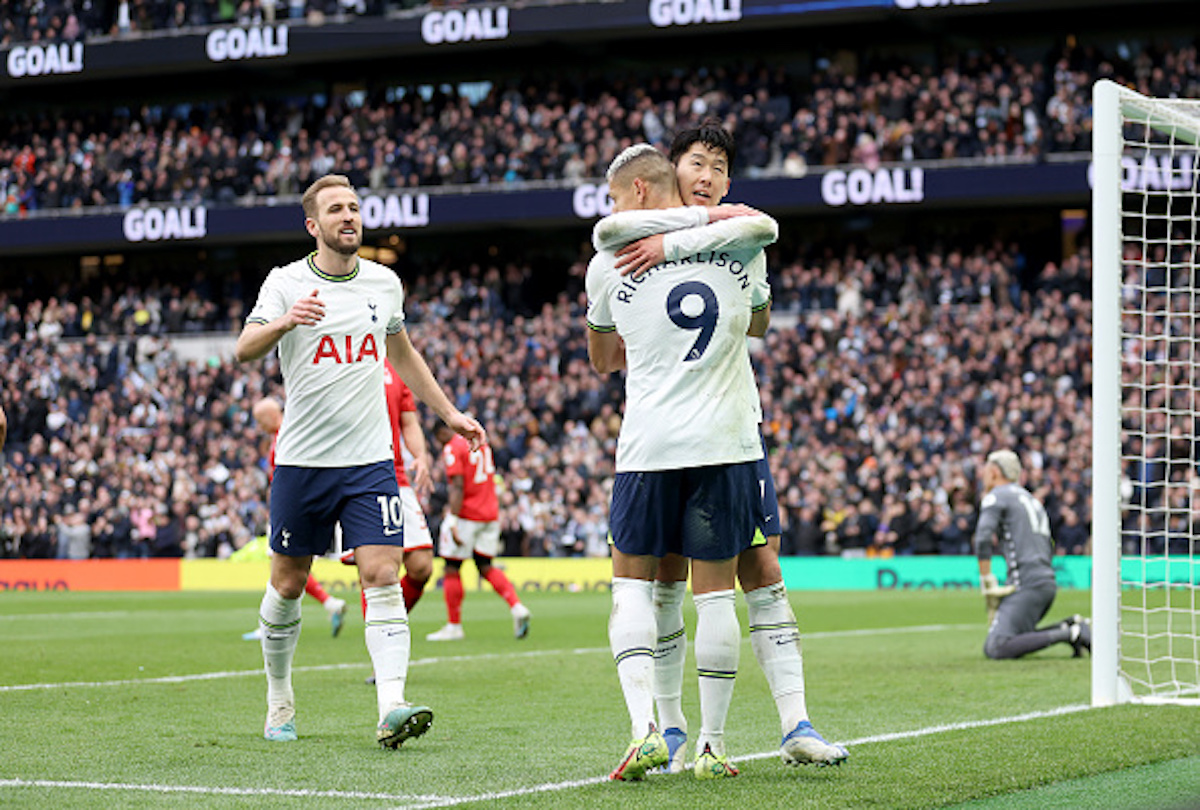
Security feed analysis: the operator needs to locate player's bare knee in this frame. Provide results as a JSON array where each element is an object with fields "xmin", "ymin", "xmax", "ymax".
[
  {"xmin": 404, "ymin": 551, "xmax": 433, "ymax": 584},
  {"xmin": 273, "ymin": 580, "xmax": 306, "ymax": 600},
  {"xmin": 738, "ymin": 544, "xmax": 783, "ymax": 592}
]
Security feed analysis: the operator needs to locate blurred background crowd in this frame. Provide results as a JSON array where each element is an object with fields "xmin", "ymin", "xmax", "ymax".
[
  {"xmin": 2, "ymin": 2, "xmax": 1194, "ymax": 566},
  {"xmin": 3, "ymin": 39, "xmax": 1198, "ymax": 215},
  {"xmin": 1, "ymin": 0, "xmax": 394, "ymax": 47},
  {"xmin": 0, "ymin": 235, "xmax": 1103, "ymax": 561}
]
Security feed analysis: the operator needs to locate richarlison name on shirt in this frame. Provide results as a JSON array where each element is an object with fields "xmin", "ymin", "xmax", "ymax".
[{"xmin": 614, "ymin": 250, "xmax": 748, "ymax": 303}]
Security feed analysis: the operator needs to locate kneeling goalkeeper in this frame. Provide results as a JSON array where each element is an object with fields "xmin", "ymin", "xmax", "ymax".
[{"xmin": 974, "ymin": 449, "xmax": 1090, "ymax": 659}]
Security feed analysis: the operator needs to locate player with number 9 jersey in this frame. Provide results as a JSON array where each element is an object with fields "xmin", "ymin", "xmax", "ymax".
[{"xmin": 586, "ymin": 206, "xmax": 775, "ymax": 474}]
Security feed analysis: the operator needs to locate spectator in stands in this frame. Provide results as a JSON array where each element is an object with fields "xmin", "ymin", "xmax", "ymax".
[
  {"xmin": 5, "ymin": 39, "xmax": 1196, "ymax": 213},
  {"xmin": 0, "ymin": 231, "xmax": 1102, "ymax": 569}
]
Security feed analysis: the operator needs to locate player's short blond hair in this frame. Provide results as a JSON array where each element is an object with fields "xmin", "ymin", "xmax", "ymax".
[
  {"xmin": 302, "ymin": 174, "xmax": 354, "ymax": 220},
  {"xmin": 987, "ymin": 449, "xmax": 1021, "ymax": 482},
  {"xmin": 606, "ymin": 144, "xmax": 674, "ymax": 193}
]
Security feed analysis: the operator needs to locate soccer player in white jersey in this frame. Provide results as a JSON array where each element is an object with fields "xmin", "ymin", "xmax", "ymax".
[
  {"xmin": 236, "ymin": 174, "xmax": 486, "ymax": 748},
  {"xmin": 593, "ymin": 120, "xmax": 847, "ymax": 770},
  {"xmin": 587, "ymin": 144, "xmax": 776, "ymax": 781}
]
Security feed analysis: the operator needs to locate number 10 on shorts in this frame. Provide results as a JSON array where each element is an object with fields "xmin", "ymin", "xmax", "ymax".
[{"xmin": 376, "ymin": 495, "xmax": 404, "ymax": 533}]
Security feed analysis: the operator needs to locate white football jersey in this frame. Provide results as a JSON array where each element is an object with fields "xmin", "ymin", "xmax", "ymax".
[
  {"xmin": 594, "ymin": 207, "xmax": 771, "ymax": 430},
  {"xmin": 586, "ymin": 211, "xmax": 776, "ymax": 471},
  {"xmin": 245, "ymin": 252, "xmax": 405, "ymax": 467},
  {"xmin": 592, "ymin": 206, "xmax": 772, "ymax": 312}
]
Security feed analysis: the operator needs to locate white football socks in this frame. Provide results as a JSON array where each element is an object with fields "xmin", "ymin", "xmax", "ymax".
[
  {"xmin": 652, "ymin": 579, "xmax": 689, "ymax": 735},
  {"xmin": 745, "ymin": 582, "xmax": 809, "ymax": 734},
  {"xmin": 260, "ymin": 582, "xmax": 301, "ymax": 720},
  {"xmin": 610, "ymin": 577, "xmax": 657, "ymax": 739},
  {"xmin": 693, "ymin": 588, "xmax": 739, "ymax": 757},
  {"xmin": 364, "ymin": 584, "xmax": 410, "ymax": 721}
]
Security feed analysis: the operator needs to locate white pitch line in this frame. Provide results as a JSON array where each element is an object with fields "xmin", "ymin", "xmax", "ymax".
[
  {"xmin": 0, "ymin": 623, "xmax": 980, "ymax": 694},
  {"xmin": 0, "ymin": 611, "xmax": 137, "ymax": 621},
  {"xmin": 0, "ymin": 663, "xmax": 363, "ymax": 693},
  {"xmin": 0, "ymin": 707, "xmax": 1098, "ymax": 808},
  {"xmin": 805, "ymin": 623, "xmax": 977, "ymax": 639},
  {"xmin": 386, "ymin": 704, "xmax": 1098, "ymax": 809},
  {"xmin": 735, "ymin": 703, "xmax": 1095, "ymax": 761},
  {"xmin": 0, "ymin": 778, "xmax": 444, "ymax": 803}
]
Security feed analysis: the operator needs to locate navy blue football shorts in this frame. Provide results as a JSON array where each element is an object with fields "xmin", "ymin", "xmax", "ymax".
[
  {"xmin": 757, "ymin": 434, "xmax": 781, "ymax": 538},
  {"xmin": 609, "ymin": 461, "xmax": 766, "ymax": 561},
  {"xmin": 269, "ymin": 460, "xmax": 403, "ymax": 557}
]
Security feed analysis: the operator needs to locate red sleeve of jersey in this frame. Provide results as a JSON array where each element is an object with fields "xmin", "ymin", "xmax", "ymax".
[
  {"xmin": 267, "ymin": 432, "xmax": 278, "ymax": 481},
  {"xmin": 397, "ymin": 378, "xmax": 416, "ymax": 414},
  {"xmin": 384, "ymin": 360, "xmax": 411, "ymax": 487}
]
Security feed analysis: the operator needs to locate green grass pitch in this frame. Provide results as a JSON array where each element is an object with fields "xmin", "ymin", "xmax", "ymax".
[{"xmin": 1, "ymin": 587, "xmax": 1197, "ymax": 809}]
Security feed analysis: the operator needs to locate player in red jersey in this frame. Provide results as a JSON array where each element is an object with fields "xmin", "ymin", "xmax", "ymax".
[
  {"xmin": 242, "ymin": 397, "xmax": 348, "ymax": 640},
  {"xmin": 341, "ymin": 359, "xmax": 436, "ymax": 615},
  {"xmin": 426, "ymin": 422, "xmax": 530, "ymax": 641}
]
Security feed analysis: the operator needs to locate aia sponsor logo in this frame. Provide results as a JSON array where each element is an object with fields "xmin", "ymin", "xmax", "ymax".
[{"xmin": 312, "ymin": 334, "xmax": 380, "ymax": 364}]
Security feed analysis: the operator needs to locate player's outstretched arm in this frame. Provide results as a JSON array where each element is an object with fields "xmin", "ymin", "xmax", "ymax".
[
  {"xmin": 236, "ymin": 288, "xmax": 326, "ymax": 362},
  {"xmin": 386, "ymin": 329, "xmax": 486, "ymax": 451}
]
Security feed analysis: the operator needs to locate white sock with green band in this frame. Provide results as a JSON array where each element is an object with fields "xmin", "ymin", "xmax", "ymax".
[
  {"xmin": 260, "ymin": 582, "xmax": 301, "ymax": 723},
  {"xmin": 364, "ymin": 584, "xmax": 410, "ymax": 720},
  {"xmin": 652, "ymin": 579, "xmax": 688, "ymax": 735},
  {"xmin": 693, "ymin": 588, "xmax": 738, "ymax": 757}
]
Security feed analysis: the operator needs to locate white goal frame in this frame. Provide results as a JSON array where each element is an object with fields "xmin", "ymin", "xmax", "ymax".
[{"xmin": 1092, "ymin": 79, "xmax": 1200, "ymax": 706}]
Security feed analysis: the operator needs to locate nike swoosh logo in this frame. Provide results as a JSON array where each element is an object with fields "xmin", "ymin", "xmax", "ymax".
[{"xmin": 383, "ymin": 528, "xmax": 403, "ymax": 536}]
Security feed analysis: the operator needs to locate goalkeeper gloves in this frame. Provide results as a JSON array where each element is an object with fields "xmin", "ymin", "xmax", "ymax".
[{"xmin": 980, "ymin": 573, "xmax": 1016, "ymax": 625}]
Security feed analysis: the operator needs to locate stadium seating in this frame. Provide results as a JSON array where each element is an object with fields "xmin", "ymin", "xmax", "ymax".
[
  {"xmin": 7, "ymin": 39, "xmax": 1198, "ymax": 213},
  {"xmin": 0, "ymin": 239, "xmax": 1094, "ymax": 560}
]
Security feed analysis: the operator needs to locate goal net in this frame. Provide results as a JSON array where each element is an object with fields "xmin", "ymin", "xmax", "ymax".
[{"xmin": 1092, "ymin": 79, "xmax": 1200, "ymax": 706}]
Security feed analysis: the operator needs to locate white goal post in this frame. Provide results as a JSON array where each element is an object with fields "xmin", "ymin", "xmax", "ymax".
[{"xmin": 1092, "ymin": 79, "xmax": 1200, "ymax": 706}]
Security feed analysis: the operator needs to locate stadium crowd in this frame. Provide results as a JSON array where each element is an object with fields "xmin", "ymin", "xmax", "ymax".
[
  {"xmin": 0, "ymin": 0, "xmax": 391, "ymax": 47},
  {"xmin": 4, "ymin": 38, "xmax": 1197, "ymax": 215},
  {"xmin": 0, "ymin": 234, "xmax": 1102, "ymax": 562}
]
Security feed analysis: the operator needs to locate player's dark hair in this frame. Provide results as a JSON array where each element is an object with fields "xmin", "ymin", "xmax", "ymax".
[{"xmin": 668, "ymin": 117, "xmax": 736, "ymax": 167}]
